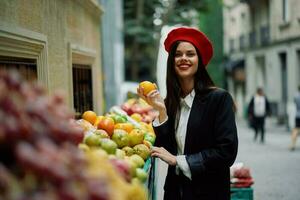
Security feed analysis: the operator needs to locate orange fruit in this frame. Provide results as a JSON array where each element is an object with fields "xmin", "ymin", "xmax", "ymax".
[
  {"xmin": 94, "ymin": 115, "xmax": 104, "ymax": 127},
  {"xmin": 82, "ymin": 110, "xmax": 97, "ymax": 125},
  {"xmin": 139, "ymin": 81, "xmax": 157, "ymax": 95},
  {"xmin": 114, "ymin": 123, "xmax": 134, "ymax": 133},
  {"xmin": 97, "ymin": 116, "xmax": 115, "ymax": 137}
]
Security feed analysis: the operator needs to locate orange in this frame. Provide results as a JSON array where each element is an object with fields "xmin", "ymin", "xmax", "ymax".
[
  {"xmin": 82, "ymin": 110, "xmax": 97, "ymax": 125},
  {"xmin": 97, "ymin": 116, "xmax": 115, "ymax": 137},
  {"xmin": 139, "ymin": 81, "xmax": 157, "ymax": 95},
  {"xmin": 94, "ymin": 115, "xmax": 104, "ymax": 127},
  {"xmin": 114, "ymin": 123, "xmax": 134, "ymax": 133}
]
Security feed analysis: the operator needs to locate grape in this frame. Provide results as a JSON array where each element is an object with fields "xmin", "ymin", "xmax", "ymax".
[{"xmin": 0, "ymin": 70, "xmax": 147, "ymax": 200}]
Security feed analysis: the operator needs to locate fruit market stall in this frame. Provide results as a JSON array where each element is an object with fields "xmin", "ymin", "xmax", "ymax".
[
  {"xmin": 230, "ymin": 163, "xmax": 254, "ymax": 200},
  {"xmin": 0, "ymin": 70, "xmax": 149, "ymax": 200},
  {"xmin": 78, "ymin": 105, "xmax": 157, "ymax": 184}
]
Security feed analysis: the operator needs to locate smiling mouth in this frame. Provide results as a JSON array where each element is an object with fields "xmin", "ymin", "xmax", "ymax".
[{"xmin": 177, "ymin": 64, "xmax": 190, "ymax": 69}]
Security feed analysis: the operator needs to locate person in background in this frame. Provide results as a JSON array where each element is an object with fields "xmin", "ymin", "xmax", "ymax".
[
  {"xmin": 289, "ymin": 85, "xmax": 300, "ymax": 151},
  {"xmin": 247, "ymin": 88, "xmax": 271, "ymax": 143},
  {"xmin": 137, "ymin": 27, "xmax": 238, "ymax": 200}
]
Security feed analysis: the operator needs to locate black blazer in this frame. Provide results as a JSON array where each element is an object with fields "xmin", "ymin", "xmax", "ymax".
[{"xmin": 154, "ymin": 88, "xmax": 238, "ymax": 200}]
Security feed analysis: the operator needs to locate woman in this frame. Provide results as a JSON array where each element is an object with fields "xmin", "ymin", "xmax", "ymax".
[{"xmin": 137, "ymin": 27, "xmax": 238, "ymax": 200}]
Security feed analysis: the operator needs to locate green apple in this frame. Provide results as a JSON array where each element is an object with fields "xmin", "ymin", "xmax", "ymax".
[
  {"xmin": 124, "ymin": 156, "xmax": 138, "ymax": 177},
  {"xmin": 144, "ymin": 133, "xmax": 156, "ymax": 145},
  {"xmin": 94, "ymin": 129, "xmax": 110, "ymax": 139},
  {"xmin": 84, "ymin": 133, "xmax": 101, "ymax": 146},
  {"xmin": 112, "ymin": 129, "xmax": 130, "ymax": 148},
  {"xmin": 136, "ymin": 168, "xmax": 148, "ymax": 183},
  {"xmin": 100, "ymin": 138, "xmax": 117, "ymax": 154},
  {"xmin": 115, "ymin": 115, "xmax": 127, "ymax": 123},
  {"xmin": 129, "ymin": 154, "xmax": 145, "ymax": 168},
  {"xmin": 110, "ymin": 114, "xmax": 127, "ymax": 124}
]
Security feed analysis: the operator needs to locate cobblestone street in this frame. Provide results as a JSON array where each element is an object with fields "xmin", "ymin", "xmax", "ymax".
[{"xmin": 236, "ymin": 119, "xmax": 300, "ymax": 200}]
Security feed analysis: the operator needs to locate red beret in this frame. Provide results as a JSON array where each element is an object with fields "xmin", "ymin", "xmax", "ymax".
[{"xmin": 164, "ymin": 27, "xmax": 213, "ymax": 67}]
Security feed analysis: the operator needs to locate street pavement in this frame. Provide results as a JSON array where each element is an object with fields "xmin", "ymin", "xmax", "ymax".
[{"xmin": 235, "ymin": 118, "xmax": 300, "ymax": 200}]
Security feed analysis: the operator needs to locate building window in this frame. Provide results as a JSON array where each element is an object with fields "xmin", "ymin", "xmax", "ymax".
[
  {"xmin": 239, "ymin": 35, "xmax": 245, "ymax": 50},
  {"xmin": 249, "ymin": 31, "xmax": 256, "ymax": 48},
  {"xmin": 0, "ymin": 56, "xmax": 37, "ymax": 81},
  {"xmin": 229, "ymin": 38, "xmax": 235, "ymax": 53},
  {"xmin": 260, "ymin": 25, "xmax": 270, "ymax": 45},
  {"xmin": 72, "ymin": 64, "xmax": 93, "ymax": 118},
  {"xmin": 282, "ymin": 0, "xmax": 290, "ymax": 22},
  {"xmin": 0, "ymin": 26, "xmax": 48, "ymax": 87}
]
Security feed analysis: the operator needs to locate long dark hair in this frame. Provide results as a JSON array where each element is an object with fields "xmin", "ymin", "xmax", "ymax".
[{"xmin": 165, "ymin": 41, "xmax": 215, "ymax": 123}]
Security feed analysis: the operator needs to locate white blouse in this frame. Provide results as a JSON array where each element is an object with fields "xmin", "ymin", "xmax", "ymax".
[{"xmin": 153, "ymin": 90, "xmax": 195, "ymax": 180}]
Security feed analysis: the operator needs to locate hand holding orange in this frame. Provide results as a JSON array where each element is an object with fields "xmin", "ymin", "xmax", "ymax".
[{"xmin": 139, "ymin": 81, "xmax": 157, "ymax": 96}]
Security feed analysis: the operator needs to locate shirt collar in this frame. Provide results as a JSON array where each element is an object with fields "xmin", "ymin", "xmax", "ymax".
[{"xmin": 180, "ymin": 89, "xmax": 195, "ymax": 108}]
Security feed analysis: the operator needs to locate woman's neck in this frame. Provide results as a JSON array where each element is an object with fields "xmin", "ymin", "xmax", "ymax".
[{"xmin": 179, "ymin": 78, "xmax": 194, "ymax": 97}]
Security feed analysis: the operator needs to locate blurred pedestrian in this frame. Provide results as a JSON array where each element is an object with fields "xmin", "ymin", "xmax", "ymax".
[
  {"xmin": 137, "ymin": 27, "xmax": 238, "ymax": 200},
  {"xmin": 247, "ymin": 88, "xmax": 271, "ymax": 143},
  {"xmin": 289, "ymin": 85, "xmax": 300, "ymax": 151}
]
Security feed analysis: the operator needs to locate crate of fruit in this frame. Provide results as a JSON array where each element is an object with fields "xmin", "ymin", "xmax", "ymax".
[{"xmin": 231, "ymin": 187, "xmax": 253, "ymax": 200}]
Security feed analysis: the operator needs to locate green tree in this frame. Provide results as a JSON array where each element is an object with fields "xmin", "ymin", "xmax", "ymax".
[{"xmin": 199, "ymin": 0, "xmax": 224, "ymax": 87}]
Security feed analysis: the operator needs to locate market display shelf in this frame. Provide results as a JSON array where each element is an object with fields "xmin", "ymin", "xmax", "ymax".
[
  {"xmin": 231, "ymin": 187, "xmax": 253, "ymax": 200},
  {"xmin": 143, "ymin": 157, "xmax": 152, "ymax": 173}
]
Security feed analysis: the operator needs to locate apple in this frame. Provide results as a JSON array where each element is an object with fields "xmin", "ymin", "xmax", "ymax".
[
  {"xmin": 133, "ymin": 144, "xmax": 150, "ymax": 160},
  {"xmin": 129, "ymin": 154, "xmax": 145, "ymax": 168},
  {"xmin": 124, "ymin": 156, "xmax": 138, "ymax": 177},
  {"xmin": 122, "ymin": 146, "xmax": 134, "ymax": 156},
  {"xmin": 84, "ymin": 133, "xmax": 101, "ymax": 146},
  {"xmin": 93, "ymin": 148, "xmax": 108, "ymax": 158},
  {"xmin": 144, "ymin": 132, "xmax": 156, "ymax": 145},
  {"xmin": 113, "ymin": 115, "xmax": 127, "ymax": 124},
  {"xmin": 136, "ymin": 168, "xmax": 148, "ymax": 183},
  {"xmin": 78, "ymin": 143, "xmax": 90, "ymax": 152},
  {"xmin": 112, "ymin": 129, "xmax": 130, "ymax": 148},
  {"xmin": 100, "ymin": 138, "xmax": 117, "ymax": 154},
  {"xmin": 115, "ymin": 149, "xmax": 126, "ymax": 159},
  {"xmin": 121, "ymin": 103, "xmax": 133, "ymax": 115},
  {"xmin": 131, "ymin": 104, "xmax": 144, "ymax": 114},
  {"xmin": 129, "ymin": 129, "xmax": 145, "ymax": 147},
  {"xmin": 94, "ymin": 129, "xmax": 110, "ymax": 139},
  {"xmin": 109, "ymin": 158, "xmax": 131, "ymax": 182}
]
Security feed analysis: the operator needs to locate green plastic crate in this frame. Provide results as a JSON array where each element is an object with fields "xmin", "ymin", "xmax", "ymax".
[{"xmin": 231, "ymin": 187, "xmax": 253, "ymax": 200}]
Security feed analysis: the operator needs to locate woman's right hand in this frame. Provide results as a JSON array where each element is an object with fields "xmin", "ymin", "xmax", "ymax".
[{"xmin": 137, "ymin": 85, "xmax": 167, "ymax": 121}]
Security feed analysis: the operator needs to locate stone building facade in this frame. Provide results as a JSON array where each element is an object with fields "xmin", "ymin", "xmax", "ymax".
[
  {"xmin": 224, "ymin": 0, "xmax": 300, "ymax": 128},
  {"xmin": 0, "ymin": 0, "xmax": 104, "ymax": 116}
]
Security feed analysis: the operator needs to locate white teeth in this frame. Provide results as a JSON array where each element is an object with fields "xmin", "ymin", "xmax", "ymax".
[{"xmin": 178, "ymin": 64, "xmax": 189, "ymax": 68}]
